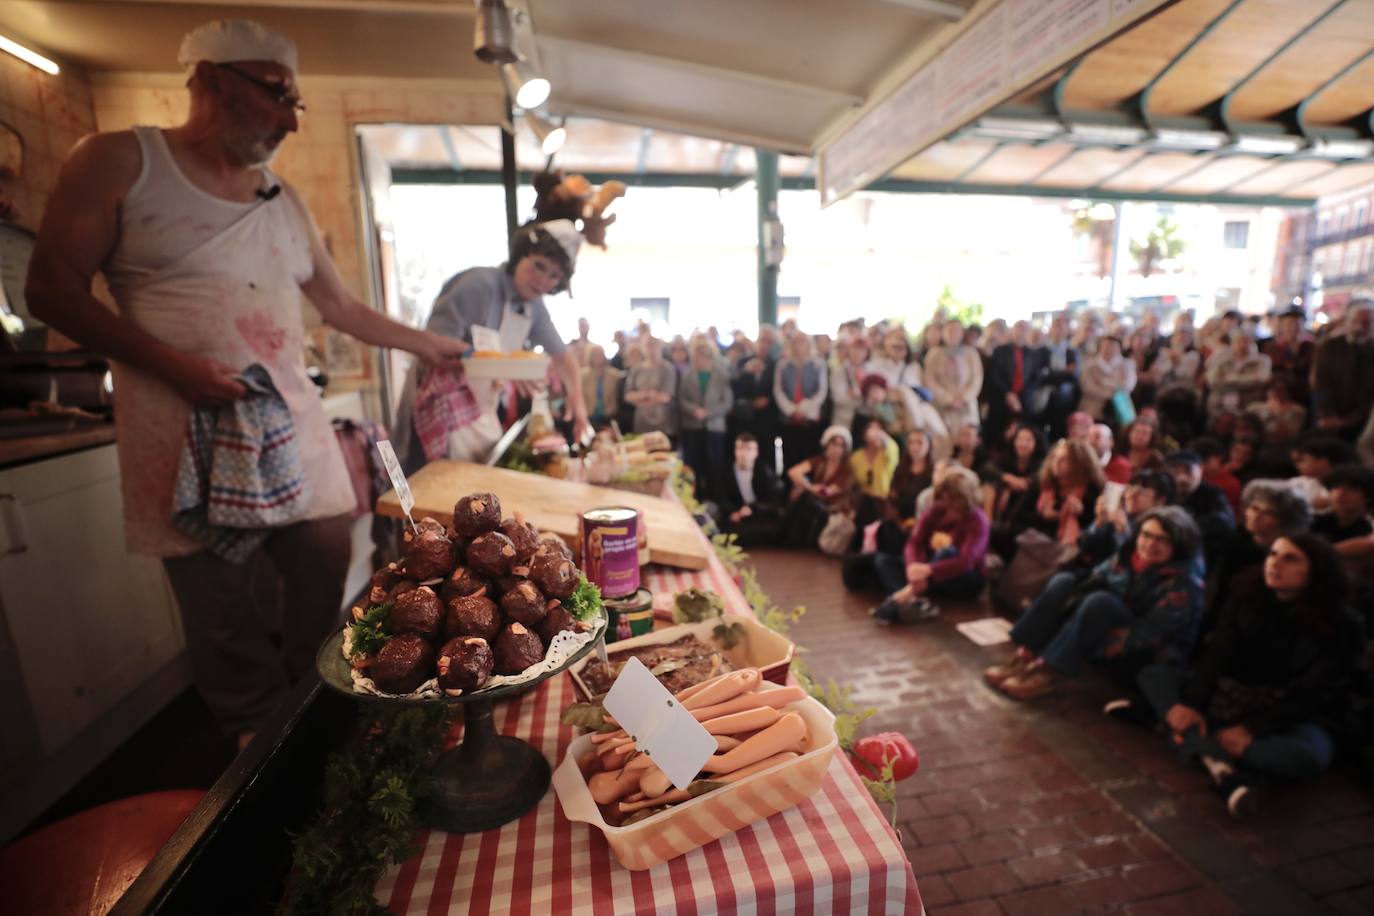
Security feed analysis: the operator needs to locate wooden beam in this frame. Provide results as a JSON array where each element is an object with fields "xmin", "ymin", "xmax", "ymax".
[{"xmin": 121, "ymin": 0, "xmax": 474, "ymax": 12}]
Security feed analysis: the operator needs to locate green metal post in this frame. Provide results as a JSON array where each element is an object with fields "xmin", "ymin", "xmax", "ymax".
[{"xmin": 756, "ymin": 148, "xmax": 780, "ymax": 328}]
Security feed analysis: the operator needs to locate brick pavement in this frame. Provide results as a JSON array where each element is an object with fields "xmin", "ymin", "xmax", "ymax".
[{"xmin": 748, "ymin": 547, "xmax": 1374, "ymax": 915}]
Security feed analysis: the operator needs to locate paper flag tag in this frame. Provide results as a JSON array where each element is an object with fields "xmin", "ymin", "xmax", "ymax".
[
  {"xmin": 603, "ymin": 657, "xmax": 717, "ymax": 791},
  {"xmin": 375, "ymin": 440, "xmax": 416, "ymax": 531},
  {"xmin": 471, "ymin": 324, "xmax": 502, "ymax": 353}
]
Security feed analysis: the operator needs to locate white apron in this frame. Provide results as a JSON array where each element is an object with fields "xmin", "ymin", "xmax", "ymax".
[
  {"xmin": 446, "ymin": 303, "xmax": 534, "ymax": 462},
  {"xmin": 104, "ymin": 127, "xmax": 354, "ymax": 557}
]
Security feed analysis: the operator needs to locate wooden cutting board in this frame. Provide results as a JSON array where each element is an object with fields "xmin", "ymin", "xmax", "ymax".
[{"xmin": 375, "ymin": 461, "xmax": 710, "ymax": 570}]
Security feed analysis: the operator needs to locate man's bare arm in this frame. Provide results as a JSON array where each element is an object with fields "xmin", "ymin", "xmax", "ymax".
[
  {"xmin": 289, "ymin": 185, "xmax": 466, "ymax": 365},
  {"xmin": 25, "ymin": 132, "xmax": 247, "ymax": 405}
]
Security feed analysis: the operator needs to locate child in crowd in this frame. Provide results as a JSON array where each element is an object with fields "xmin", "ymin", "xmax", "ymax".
[{"xmin": 1289, "ymin": 437, "xmax": 1358, "ymax": 511}]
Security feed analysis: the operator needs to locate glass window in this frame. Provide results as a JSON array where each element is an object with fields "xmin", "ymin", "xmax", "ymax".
[
  {"xmin": 630, "ymin": 297, "xmax": 670, "ymax": 325},
  {"xmin": 1345, "ymin": 244, "xmax": 1361, "ymax": 277},
  {"xmin": 1354, "ymin": 201, "xmax": 1368, "ymax": 228},
  {"xmin": 1222, "ymin": 221, "xmax": 1250, "ymax": 249}
]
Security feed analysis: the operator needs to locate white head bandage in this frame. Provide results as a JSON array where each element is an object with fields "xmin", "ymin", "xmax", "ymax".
[
  {"xmin": 535, "ymin": 219, "xmax": 583, "ymax": 264},
  {"xmin": 178, "ymin": 19, "xmax": 299, "ymax": 74}
]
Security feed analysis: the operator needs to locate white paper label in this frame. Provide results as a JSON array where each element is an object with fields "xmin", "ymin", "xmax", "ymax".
[
  {"xmin": 471, "ymin": 324, "xmax": 502, "ymax": 353},
  {"xmin": 375, "ymin": 439, "xmax": 416, "ymax": 530},
  {"xmin": 603, "ymin": 657, "xmax": 717, "ymax": 791}
]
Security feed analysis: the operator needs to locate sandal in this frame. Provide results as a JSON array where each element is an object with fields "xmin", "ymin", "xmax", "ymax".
[
  {"xmin": 999, "ymin": 668, "xmax": 1057, "ymax": 701},
  {"xmin": 983, "ymin": 651, "xmax": 1033, "ymax": 687}
]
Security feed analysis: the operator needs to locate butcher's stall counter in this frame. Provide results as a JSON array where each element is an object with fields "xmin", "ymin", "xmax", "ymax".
[{"xmin": 374, "ymin": 551, "xmax": 923, "ymax": 915}]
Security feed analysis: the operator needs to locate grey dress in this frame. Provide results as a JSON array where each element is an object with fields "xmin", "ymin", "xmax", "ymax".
[{"xmin": 628, "ymin": 361, "xmax": 679, "ymax": 435}]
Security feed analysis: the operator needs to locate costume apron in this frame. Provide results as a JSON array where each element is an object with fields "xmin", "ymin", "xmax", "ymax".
[{"xmin": 103, "ymin": 127, "xmax": 354, "ymax": 557}]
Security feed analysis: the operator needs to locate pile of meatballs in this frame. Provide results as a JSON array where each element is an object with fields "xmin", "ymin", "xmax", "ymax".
[{"xmin": 352, "ymin": 491, "xmax": 592, "ymax": 696}]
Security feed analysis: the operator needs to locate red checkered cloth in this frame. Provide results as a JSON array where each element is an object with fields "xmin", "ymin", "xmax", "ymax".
[
  {"xmin": 414, "ymin": 366, "xmax": 482, "ymax": 462},
  {"xmin": 374, "ymin": 531, "xmax": 923, "ymax": 914}
]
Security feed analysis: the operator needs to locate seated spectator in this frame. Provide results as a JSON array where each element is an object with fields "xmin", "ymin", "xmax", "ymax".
[
  {"xmin": 997, "ymin": 438, "xmax": 1105, "ymax": 559},
  {"xmin": 847, "ymin": 467, "xmax": 988, "ymax": 624},
  {"xmin": 851, "ymin": 418, "xmax": 900, "ymax": 531},
  {"xmin": 1289, "ymin": 436, "xmax": 1357, "ymax": 511},
  {"xmin": 781, "ymin": 425, "xmax": 854, "ymax": 548},
  {"xmin": 1077, "ymin": 469, "xmax": 1176, "ymax": 567},
  {"xmin": 580, "ymin": 344, "xmax": 624, "ymax": 428},
  {"xmin": 1131, "ymin": 535, "xmax": 1363, "ymax": 817},
  {"xmin": 981, "ymin": 422, "xmax": 1045, "ymax": 520},
  {"xmin": 1121, "ymin": 419, "xmax": 1166, "ymax": 475},
  {"xmin": 774, "ymin": 332, "xmax": 829, "ymax": 471},
  {"xmin": 1091, "ymin": 423, "xmax": 1131, "ymax": 484},
  {"xmin": 855, "ymin": 374, "xmax": 951, "ymax": 458},
  {"xmin": 1316, "ymin": 465, "xmax": 1374, "ymax": 619},
  {"xmin": 1080, "ymin": 335, "xmax": 1137, "ymax": 421},
  {"xmin": 986, "ymin": 506, "xmax": 1204, "ymax": 700},
  {"xmin": 951, "ymin": 422, "xmax": 987, "ymax": 472},
  {"xmin": 1193, "ymin": 436, "xmax": 1242, "ymax": 513},
  {"xmin": 1067, "ymin": 410, "xmax": 1094, "ymax": 444},
  {"xmin": 1226, "ymin": 437, "xmax": 1262, "ymax": 484},
  {"xmin": 716, "ymin": 432, "xmax": 784, "ymax": 547},
  {"xmin": 678, "ymin": 340, "xmax": 733, "ymax": 501},
  {"xmin": 1204, "ymin": 479, "xmax": 1311, "ymax": 645},
  {"xmin": 1154, "ymin": 329, "xmax": 1202, "ymax": 441},
  {"xmin": 1246, "ymin": 378, "xmax": 1306, "ymax": 448},
  {"xmin": 1164, "ymin": 450, "xmax": 1236, "ymax": 565},
  {"xmin": 876, "ymin": 428, "xmax": 935, "ymax": 553}
]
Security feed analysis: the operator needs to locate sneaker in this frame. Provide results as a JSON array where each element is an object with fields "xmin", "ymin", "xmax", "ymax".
[
  {"xmin": 897, "ymin": 596, "xmax": 940, "ymax": 624},
  {"xmin": 1219, "ymin": 773, "xmax": 1259, "ymax": 818},
  {"xmin": 870, "ymin": 599, "xmax": 899, "ymax": 624},
  {"xmin": 1103, "ymin": 698, "xmax": 1156, "ymax": 728}
]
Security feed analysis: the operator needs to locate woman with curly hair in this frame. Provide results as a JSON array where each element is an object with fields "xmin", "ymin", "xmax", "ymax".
[
  {"xmin": 995, "ymin": 438, "xmax": 1105, "ymax": 559},
  {"xmin": 986, "ymin": 506, "xmax": 1205, "ymax": 701},
  {"xmin": 1127, "ymin": 534, "xmax": 1363, "ymax": 817}
]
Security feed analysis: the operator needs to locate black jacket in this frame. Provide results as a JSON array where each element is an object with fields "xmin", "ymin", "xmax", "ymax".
[
  {"xmin": 1182, "ymin": 585, "xmax": 1365, "ymax": 736},
  {"xmin": 1182, "ymin": 481, "xmax": 1236, "ymax": 564},
  {"xmin": 719, "ymin": 460, "xmax": 783, "ymax": 515}
]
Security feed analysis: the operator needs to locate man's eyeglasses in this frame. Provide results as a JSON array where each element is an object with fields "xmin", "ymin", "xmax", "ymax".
[{"xmin": 217, "ymin": 64, "xmax": 306, "ymax": 114}]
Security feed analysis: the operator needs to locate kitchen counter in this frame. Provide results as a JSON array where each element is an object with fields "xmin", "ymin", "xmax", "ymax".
[{"xmin": 0, "ymin": 424, "xmax": 117, "ymax": 468}]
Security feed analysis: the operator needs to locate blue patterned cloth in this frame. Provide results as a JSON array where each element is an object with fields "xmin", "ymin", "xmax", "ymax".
[{"xmin": 172, "ymin": 364, "xmax": 311, "ymax": 562}]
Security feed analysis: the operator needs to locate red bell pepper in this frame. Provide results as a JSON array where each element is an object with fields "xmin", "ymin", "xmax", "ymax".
[{"xmin": 852, "ymin": 732, "xmax": 919, "ymax": 781}]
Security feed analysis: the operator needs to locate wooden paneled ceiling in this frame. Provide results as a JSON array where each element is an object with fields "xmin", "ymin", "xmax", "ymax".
[{"xmin": 1, "ymin": 0, "xmax": 1372, "ymax": 204}]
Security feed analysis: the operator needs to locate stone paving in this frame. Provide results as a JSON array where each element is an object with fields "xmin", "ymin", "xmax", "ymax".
[{"xmin": 748, "ymin": 547, "xmax": 1374, "ymax": 916}]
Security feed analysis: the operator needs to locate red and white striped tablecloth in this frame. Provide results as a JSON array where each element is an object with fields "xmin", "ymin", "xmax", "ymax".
[{"xmin": 375, "ymin": 539, "xmax": 923, "ymax": 915}]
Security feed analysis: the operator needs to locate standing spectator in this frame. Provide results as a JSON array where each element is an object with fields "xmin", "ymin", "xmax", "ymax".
[
  {"xmin": 986, "ymin": 320, "xmax": 1042, "ymax": 451},
  {"xmin": 667, "ymin": 336, "xmax": 692, "ymax": 375},
  {"xmin": 774, "ymin": 332, "xmax": 830, "ymax": 470},
  {"xmin": 925, "ymin": 318, "xmax": 984, "ymax": 436},
  {"xmin": 678, "ymin": 340, "xmax": 732, "ymax": 501},
  {"xmin": 829, "ymin": 335, "xmax": 869, "ymax": 433},
  {"xmin": 1128, "ymin": 326, "xmax": 1162, "ymax": 409},
  {"xmin": 566, "ymin": 317, "xmax": 592, "ymax": 367},
  {"xmin": 625, "ymin": 334, "xmax": 678, "ymax": 438},
  {"xmin": 917, "ymin": 322, "xmax": 944, "ymax": 367},
  {"xmin": 580, "ymin": 344, "xmax": 624, "ymax": 429},
  {"xmin": 1206, "ymin": 332, "xmax": 1271, "ymax": 418},
  {"xmin": 1134, "ymin": 534, "xmax": 1362, "ymax": 817},
  {"xmin": 1035, "ymin": 314, "xmax": 1080, "ymax": 440},
  {"xmin": 756, "ymin": 322, "xmax": 783, "ymax": 362},
  {"xmin": 729, "ymin": 350, "xmax": 777, "ymax": 453},
  {"xmin": 1164, "ymin": 450, "xmax": 1237, "ymax": 565},
  {"xmin": 1262, "ymin": 306, "xmax": 1315, "ymax": 403},
  {"xmin": 717, "ymin": 432, "xmax": 784, "ymax": 547},
  {"xmin": 866, "ymin": 327, "xmax": 923, "ymax": 390},
  {"xmin": 1154, "ymin": 328, "xmax": 1203, "ymax": 441},
  {"xmin": 1312, "ymin": 302, "xmax": 1374, "ymax": 442},
  {"xmin": 1080, "ymin": 335, "xmax": 1137, "ymax": 421}
]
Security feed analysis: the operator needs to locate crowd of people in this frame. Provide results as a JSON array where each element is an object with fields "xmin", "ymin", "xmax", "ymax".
[{"xmin": 560, "ymin": 302, "xmax": 1374, "ymax": 817}]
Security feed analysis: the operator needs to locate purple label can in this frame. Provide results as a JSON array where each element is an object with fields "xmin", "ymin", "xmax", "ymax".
[{"xmin": 579, "ymin": 506, "xmax": 640, "ymax": 599}]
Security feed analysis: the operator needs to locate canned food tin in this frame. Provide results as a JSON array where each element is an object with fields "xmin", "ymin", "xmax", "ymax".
[
  {"xmin": 579, "ymin": 506, "xmax": 641, "ymax": 599},
  {"xmin": 604, "ymin": 588, "xmax": 654, "ymax": 642}
]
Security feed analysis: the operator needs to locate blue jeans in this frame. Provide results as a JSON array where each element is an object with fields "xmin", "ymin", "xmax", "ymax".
[
  {"xmin": 1136, "ymin": 663, "xmax": 1334, "ymax": 782},
  {"xmin": 1011, "ymin": 573, "xmax": 1133, "ymax": 677},
  {"xmin": 861, "ymin": 552, "xmax": 984, "ymax": 601}
]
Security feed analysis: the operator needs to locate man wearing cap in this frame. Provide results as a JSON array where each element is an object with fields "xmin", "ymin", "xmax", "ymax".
[
  {"xmin": 25, "ymin": 20, "xmax": 468, "ymax": 746},
  {"xmin": 1163, "ymin": 450, "xmax": 1235, "ymax": 566}
]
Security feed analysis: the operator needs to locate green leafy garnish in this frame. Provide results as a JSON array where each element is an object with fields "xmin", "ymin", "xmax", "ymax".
[
  {"xmin": 568, "ymin": 575, "xmax": 603, "ymax": 622},
  {"xmin": 673, "ymin": 588, "xmax": 724, "ymax": 623},
  {"xmin": 347, "ymin": 602, "xmax": 393, "ymax": 660},
  {"xmin": 560, "ymin": 701, "xmax": 617, "ymax": 732},
  {"xmin": 712, "ymin": 621, "xmax": 746, "ymax": 650}
]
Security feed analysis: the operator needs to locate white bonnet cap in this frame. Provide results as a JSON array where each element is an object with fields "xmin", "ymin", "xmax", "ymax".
[
  {"xmin": 534, "ymin": 219, "xmax": 583, "ymax": 264},
  {"xmin": 178, "ymin": 19, "xmax": 299, "ymax": 74}
]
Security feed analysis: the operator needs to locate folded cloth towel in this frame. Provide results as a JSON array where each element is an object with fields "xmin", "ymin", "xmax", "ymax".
[
  {"xmin": 172, "ymin": 364, "xmax": 311, "ymax": 562},
  {"xmin": 413, "ymin": 365, "xmax": 481, "ymax": 462}
]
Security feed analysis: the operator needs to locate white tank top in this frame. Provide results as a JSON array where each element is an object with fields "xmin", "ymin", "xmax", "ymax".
[{"xmin": 103, "ymin": 126, "xmax": 355, "ymax": 557}]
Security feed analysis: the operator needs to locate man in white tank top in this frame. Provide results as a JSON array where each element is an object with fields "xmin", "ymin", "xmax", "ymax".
[{"xmin": 26, "ymin": 20, "xmax": 467, "ymax": 748}]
